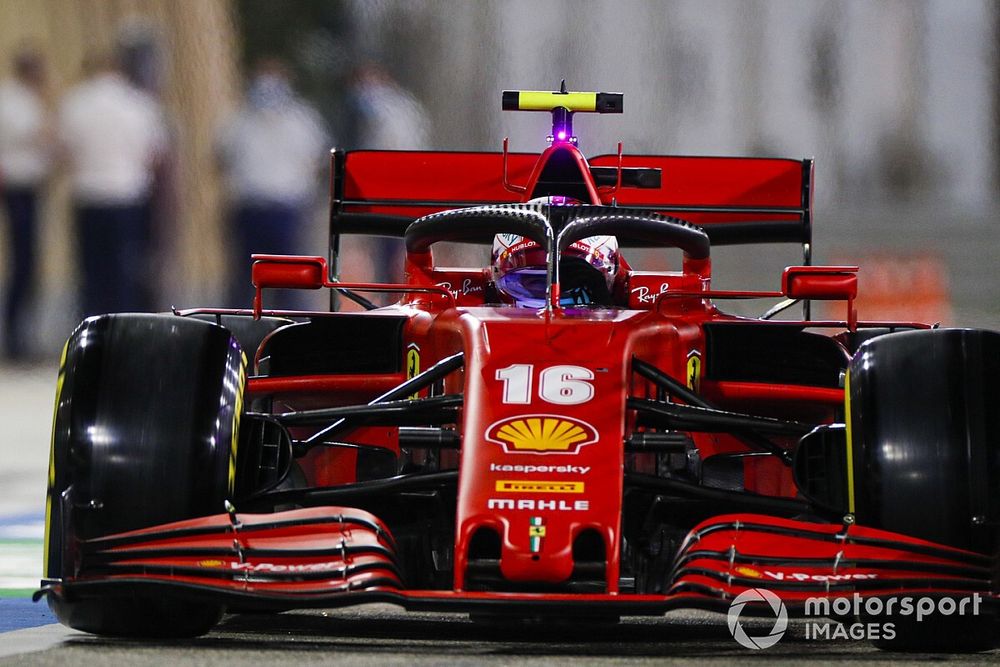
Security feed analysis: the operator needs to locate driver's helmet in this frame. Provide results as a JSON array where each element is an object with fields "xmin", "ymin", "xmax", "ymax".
[{"xmin": 492, "ymin": 197, "xmax": 619, "ymax": 308}]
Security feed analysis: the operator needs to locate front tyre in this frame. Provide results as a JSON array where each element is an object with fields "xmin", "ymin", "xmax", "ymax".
[
  {"xmin": 45, "ymin": 314, "xmax": 246, "ymax": 637},
  {"xmin": 848, "ymin": 328, "xmax": 1000, "ymax": 651}
]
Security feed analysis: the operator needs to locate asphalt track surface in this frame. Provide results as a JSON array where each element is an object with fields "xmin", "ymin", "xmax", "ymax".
[
  {"xmin": 5, "ymin": 603, "xmax": 1000, "ymax": 665},
  {"xmin": 2, "ymin": 364, "xmax": 1000, "ymax": 664}
]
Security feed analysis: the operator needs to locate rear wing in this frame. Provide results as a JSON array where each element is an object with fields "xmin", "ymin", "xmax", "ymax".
[
  {"xmin": 329, "ymin": 149, "xmax": 814, "ymax": 269},
  {"xmin": 331, "ymin": 149, "xmax": 528, "ymax": 232},
  {"xmin": 588, "ymin": 154, "xmax": 813, "ymax": 253}
]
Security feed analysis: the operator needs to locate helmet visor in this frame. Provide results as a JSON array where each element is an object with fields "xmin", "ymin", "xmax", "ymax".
[{"xmin": 496, "ymin": 268, "xmax": 548, "ymax": 308}]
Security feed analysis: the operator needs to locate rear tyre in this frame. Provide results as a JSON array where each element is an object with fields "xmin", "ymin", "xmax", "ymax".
[
  {"xmin": 848, "ymin": 329, "xmax": 1000, "ymax": 651},
  {"xmin": 45, "ymin": 314, "xmax": 246, "ymax": 637}
]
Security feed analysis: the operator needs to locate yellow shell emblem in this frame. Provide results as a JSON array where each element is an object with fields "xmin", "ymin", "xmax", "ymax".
[
  {"xmin": 486, "ymin": 415, "xmax": 598, "ymax": 454},
  {"xmin": 735, "ymin": 565, "xmax": 762, "ymax": 579}
]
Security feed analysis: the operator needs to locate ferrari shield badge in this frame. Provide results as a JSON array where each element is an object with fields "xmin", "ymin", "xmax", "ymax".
[
  {"xmin": 686, "ymin": 351, "xmax": 702, "ymax": 392},
  {"xmin": 406, "ymin": 343, "xmax": 420, "ymax": 399}
]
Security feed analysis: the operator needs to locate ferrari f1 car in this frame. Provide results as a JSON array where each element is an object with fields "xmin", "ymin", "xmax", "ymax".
[{"xmin": 39, "ymin": 88, "xmax": 1000, "ymax": 651}]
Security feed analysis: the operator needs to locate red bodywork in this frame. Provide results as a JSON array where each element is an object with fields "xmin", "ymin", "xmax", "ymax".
[{"xmin": 44, "ymin": 139, "xmax": 992, "ymax": 619}]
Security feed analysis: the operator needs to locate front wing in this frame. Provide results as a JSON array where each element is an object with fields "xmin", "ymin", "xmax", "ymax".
[{"xmin": 38, "ymin": 507, "xmax": 997, "ymax": 617}]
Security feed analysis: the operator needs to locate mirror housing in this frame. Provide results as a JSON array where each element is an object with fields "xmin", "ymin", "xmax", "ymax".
[
  {"xmin": 252, "ymin": 255, "xmax": 327, "ymax": 290},
  {"xmin": 251, "ymin": 255, "xmax": 329, "ymax": 317},
  {"xmin": 782, "ymin": 266, "xmax": 859, "ymax": 330}
]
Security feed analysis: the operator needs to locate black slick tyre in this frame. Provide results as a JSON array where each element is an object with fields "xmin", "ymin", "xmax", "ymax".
[
  {"xmin": 45, "ymin": 314, "xmax": 246, "ymax": 637},
  {"xmin": 847, "ymin": 328, "xmax": 1000, "ymax": 651}
]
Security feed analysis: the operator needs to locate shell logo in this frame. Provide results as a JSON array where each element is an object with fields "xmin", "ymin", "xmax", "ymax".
[
  {"xmin": 485, "ymin": 414, "xmax": 598, "ymax": 454},
  {"xmin": 198, "ymin": 559, "xmax": 225, "ymax": 568}
]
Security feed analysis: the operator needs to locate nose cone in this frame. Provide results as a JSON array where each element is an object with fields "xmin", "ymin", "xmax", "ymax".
[
  {"xmin": 453, "ymin": 313, "xmax": 645, "ymax": 592},
  {"xmin": 497, "ymin": 510, "xmax": 587, "ymax": 583}
]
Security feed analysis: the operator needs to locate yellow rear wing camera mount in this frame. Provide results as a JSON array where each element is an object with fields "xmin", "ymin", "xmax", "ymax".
[{"xmin": 502, "ymin": 80, "xmax": 623, "ymax": 146}]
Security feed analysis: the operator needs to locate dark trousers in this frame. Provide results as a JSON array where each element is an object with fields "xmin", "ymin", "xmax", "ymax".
[
  {"xmin": 76, "ymin": 203, "xmax": 150, "ymax": 317},
  {"xmin": 2, "ymin": 188, "xmax": 38, "ymax": 359},
  {"xmin": 229, "ymin": 202, "xmax": 303, "ymax": 309}
]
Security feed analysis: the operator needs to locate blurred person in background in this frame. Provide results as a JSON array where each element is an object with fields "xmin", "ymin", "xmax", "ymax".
[
  {"xmin": 58, "ymin": 51, "xmax": 168, "ymax": 317},
  {"xmin": 0, "ymin": 48, "xmax": 53, "ymax": 361},
  {"xmin": 344, "ymin": 61, "xmax": 429, "ymax": 286},
  {"xmin": 216, "ymin": 58, "xmax": 329, "ymax": 309},
  {"xmin": 117, "ymin": 19, "xmax": 177, "ymax": 311}
]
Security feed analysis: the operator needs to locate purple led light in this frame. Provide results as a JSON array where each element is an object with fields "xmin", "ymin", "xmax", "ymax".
[{"xmin": 556, "ymin": 130, "xmax": 567, "ymax": 141}]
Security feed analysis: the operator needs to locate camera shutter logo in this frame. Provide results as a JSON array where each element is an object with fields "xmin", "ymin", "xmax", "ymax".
[{"xmin": 727, "ymin": 588, "xmax": 788, "ymax": 649}]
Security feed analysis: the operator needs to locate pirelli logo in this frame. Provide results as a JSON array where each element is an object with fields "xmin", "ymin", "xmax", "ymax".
[{"xmin": 495, "ymin": 480, "xmax": 584, "ymax": 494}]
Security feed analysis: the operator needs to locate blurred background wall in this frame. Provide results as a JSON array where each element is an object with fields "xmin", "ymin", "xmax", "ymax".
[
  {"xmin": 0, "ymin": 0, "xmax": 240, "ymax": 352},
  {"xmin": 0, "ymin": 0, "xmax": 998, "ymax": 359}
]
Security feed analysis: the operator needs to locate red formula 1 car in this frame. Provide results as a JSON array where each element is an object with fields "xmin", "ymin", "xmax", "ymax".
[{"xmin": 39, "ymin": 88, "xmax": 1000, "ymax": 651}]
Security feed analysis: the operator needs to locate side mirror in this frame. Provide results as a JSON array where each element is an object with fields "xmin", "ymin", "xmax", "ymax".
[
  {"xmin": 251, "ymin": 255, "xmax": 329, "ymax": 317},
  {"xmin": 782, "ymin": 266, "xmax": 859, "ymax": 329}
]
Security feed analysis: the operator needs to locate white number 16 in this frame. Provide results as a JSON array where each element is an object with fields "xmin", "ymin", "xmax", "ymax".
[{"xmin": 495, "ymin": 364, "xmax": 594, "ymax": 405}]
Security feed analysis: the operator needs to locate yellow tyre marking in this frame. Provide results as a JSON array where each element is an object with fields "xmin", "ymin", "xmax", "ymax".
[
  {"xmin": 228, "ymin": 353, "xmax": 247, "ymax": 496},
  {"xmin": 43, "ymin": 340, "xmax": 70, "ymax": 576},
  {"xmin": 844, "ymin": 369, "xmax": 856, "ymax": 514}
]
